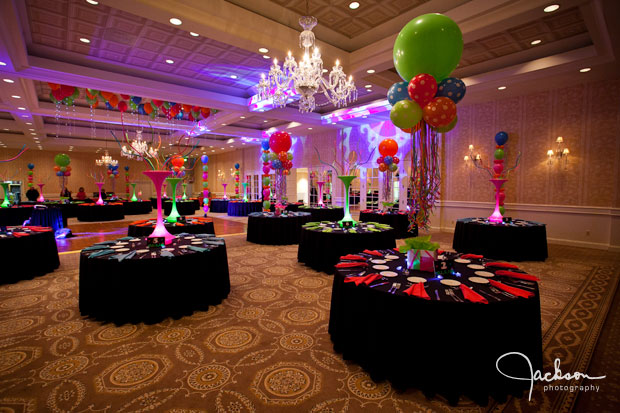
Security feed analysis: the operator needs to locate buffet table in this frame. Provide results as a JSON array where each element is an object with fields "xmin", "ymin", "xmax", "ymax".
[
  {"xmin": 79, "ymin": 234, "xmax": 230, "ymax": 323},
  {"xmin": 209, "ymin": 199, "xmax": 229, "ymax": 213},
  {"xmin": 163, "ymin": 200, "xmax": 197, "ymax": 216},
  {"xmin": 330, "ymin": 251, "xmax": 543, "ymax": 404},
  {"xmin": 298, "ymin": 206, "xmax": 344, "ymax": 222},
  {"xmin": 127, "ymin": 217, "xmax": 215, "ymax": 237},
  {"xmin": 122, "ymin": 200, "xmax": 153, "ymax": 215},
  {"xmin": 359, "ymin": 210, "xmax": 418, "ymax": 239},
  {"xmin": 0, "ymin": 226, "xmax": 60, "ymax": 283},
  {"xmin": 76, "ymin": 203, "xmax": 125, "ymax": 222},
  {"xmin": 0, "ymin": 205, "xmax": 34, "ymax": 226},
  {"xmin": 246, "ymin": 211, "xmax": 312, "ymax": 245},
  {"xmin": 298, "ymin": 221, "xmax": 396, "ymax": 274},
  {"xmin": 227, "ymin": 201, "xmax": 262, "ymax": 216},
  {"xmin": 453, "ymin": 218, "xmax": 548, "ymax": 261}
]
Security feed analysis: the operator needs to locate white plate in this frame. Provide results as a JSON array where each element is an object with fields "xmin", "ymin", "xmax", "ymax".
[
  {"xmin": 179, "ymin": 245, "xmax": 189, "ymax": 249},
  {"xmin": 115, "ymin": 248, "xmax": 130, "ymax": 252},
  {"xmin": 371, "ymin": 259, "xmax": 386, "ymax": 264},
  {"xmin": 454, "ymin": 258, "xmax": 471, "ymax": 264},
  {"xmin": 384, "ymin": 255, "xmax": 399, "ymax": 260},
  {"xmin": 440, "ymin": 279, "xmax": 461, "ymax": 286},
  {"xmin": 380, "ymin": 271, "xmax": 398, "ymax": 277},
  {"xmin": 469, "ymin": 277, "xmax": 489, "ymax": 284},
  {"xmin": 407, "ymin": 276, "xmax": 427, "ymax": 283},
  {"xmin": 110, "ymin": 245, "xmax": 124, "ymax": 249},
  {"xmin": 136, "ymin": 249, "xmax": 149, "ymax": 253},
  {"xmin": 467, "ymin": 264, "xmax": 486, "ymax": 270},
  {"xmin": 475, "ymin": 271, "xmax": 495, "ymax": 278},
  {"xmin": 163, "ymin": 248, "xmax": 175, "ymax": 251},
  {"xmin": 184, "ymin": 236, "xmax": 195, "ymax": 239},
  {"xmin": 129, "ymin": 238, "xmax": 141, "ymax": 242},
  {"xmin": 373, "ymin": 265, "xmax": 389, "ymax": 270},
  {"xmin": 115, "ymin": 242, "xmax": 128, "ymax": 245},
  {"xmin": 437, "ymin": 255, "xmax": 446, "ymax": 260}
]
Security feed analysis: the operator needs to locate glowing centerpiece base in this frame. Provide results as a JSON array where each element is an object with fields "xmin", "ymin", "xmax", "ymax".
[
  {"xmin": 143, "ymin": 170, "xmax": 175, "ymax": 245},
  {"xmin": 130, "ymin": 183, "xmax": 138, "ymax": 202},
  {"xmin": 242, "ymin": 182, "xmax": 248, "ymax": 202},
  {"xmin": 337, "ymin": 175, "xmax": 357, "ymax": 227},
  {"xmin": 37, "ymin": 183, "xmax": 45, "ymax": 202},
  {"xmin": 95, "ymin": 182, "xmax": 105, "ymax": 205},
  {"xmin": 317, "ymin": 181, "xmax": 325, "ymax": 206},
  {"xmin": 489, "ymin": 179, "xmax": 508, "ymax": 223},
  {"xmin": 165, "ymin": 177, "xmax": 182, "ymax": 223},
  {"xmin": 182, "ymin": 183, "xmax": 188, "ymax": 200},
  {"xmin": 1, "ymin": 183, "xmax": 10, "ymax": 208},
  {"xmin": 222, "ymin": 183, "xmax": 228, "ymax": 199}
]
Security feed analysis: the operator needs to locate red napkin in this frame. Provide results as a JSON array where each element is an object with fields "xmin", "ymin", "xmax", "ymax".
[
  {"xmin": 344, "ymin": 274, "xmax": 371, "ymax": 286},
  {"xmin": 362, "ymin": 273, "xmax": 382, "ymax": 285},
  {"xmin": 495, "ymin": 270, "xmax": 539, "ymax": 281},
  {"xmin": 461, "ymin": 254, "xmax": 483, "ymax": 259},
  {"xmin": 363, "ymin": 249, "xmax": 383, "ymax": 257},
  {"xmin": 131, "ymin": 219, "xmax": 149, "ymax": 225},
  {"xmin": 437, "ymin": 249, "xmax": 445, "ymax": 254},
  {"xmin": 403, "ymin": 283, "xmax": 430, "ymax": 300},
  {"xmin": 392, "ymin": 248, "xmax": 401, "ymax": 253},
  {"xmin": 12, "ymin": 232, "xmax": 30, "ymax": 237},
  {"xmin": 340, "ymin": 254, "xmax": 367, "ymax": 261},
  {"xmin": 175, "ymin": 223, "xmax": 185, "ymax": 226},
  {"xmin": 485, "ymin": 262, "xmax": 519, "ymax": 269},
  {"xmin": 335, "ymin": 262, "xmax": 369, "ymax": 269},
  {"xmin": 24, "ymin": 226, "xmax": 52, "ymax": 232},
  {"xmin": 459, "ymin": 284, "xmax": 488, "ymax": 304},
  {"xmin": 489, "ymin": 280, "xmax": 534, "ymax": 298}
]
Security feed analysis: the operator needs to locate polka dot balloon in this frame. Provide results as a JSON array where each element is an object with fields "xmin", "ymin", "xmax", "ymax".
[
  {"xmin": 407, "ymin": 73, "xmax": 437, "ymax": 108},
  {"xmin": 422, "ymin": 97, "xmax": 456, "ymax": 128},
  {"xmin": 387, "ymin": 81, "xmax": 410, "ymax": 106},
  {"xmin": 435, "ymin": 77, "xmax": 466, "ymax": 104}
]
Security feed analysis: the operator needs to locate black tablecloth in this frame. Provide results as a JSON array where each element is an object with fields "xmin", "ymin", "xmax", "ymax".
[
  {"xmin": 79, "ymin": 234, "xmax": 230, "ymax": 323},
  {"xmin": 150, "ymin": 196, "xmax": 170, "ymax": 208},
  {"xmin": 329, "ymin": 251, "xmax": 543, "ymax": 404},
  {"xmin": 127, "ymin": 217, "xmax": 215, "ymax": 237},
  {"xmin": 209, "ymin": 199, "xmax": 229, "ymax": 213},
  {"xmin": 19, "ymin": 201, "xmax": 86, "ymax": 219},
  {"xmin": 122, "ymin": 200, "xmax": 153, "ymax": 215},
  {"xmin": 0, "ymin": 226, "xmax": 60, "ymax": 283},
  {"xmin": 76, "ymin": 203, "xmax": 125, "ymax": 222},
  {"xmin": 30, "ymin": 207, "xmax": 66, "ymax": 232},
  {"xmin": 247, "ymin": 212, "xmax": 312, "ymax": 245},
  {"xmin": 298, "ymin": 206, "xmax": 344, "ymax": 222},
  {"xmin": 298, "ymin": 222, "xmax": 396, "ymax": 274},
  {"xmin": 0, "ymin": 206, "xmax": 34, "ymax": 226},
  {"xmin": 163, "ymin": 200, "xmax": 197, "ymax": 216},
  {"xmin": 227, "ymin": 201, "xmax": 262, "ymax": 216},
  {"xmin": 453, "ymin": 218, "xmax": 548, "ymax": 261},
  {"xmin": 359, "ymin": 210, "xmax": 418, "ymax": 239}
]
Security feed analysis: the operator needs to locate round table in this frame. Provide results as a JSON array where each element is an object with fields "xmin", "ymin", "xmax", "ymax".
[
  {"xmin": 163, "ymin": 200, "xmax": 197, "ymax": 216},
  {"xmin": 79, "ymin": 234, "xmax": 230, "ymax": 323},
  {"xmin": 298, "ymin": 222, "xmax": 396, "ymax": 274},
  {"xmin": 127, "ymin": 217, "xmax": 215, "ymax": 237},
  {"xmin": 269, "ymin": 202, "xmax": 304, "ymax": 212},
  {"xmin": 76, "ymin": 203, "xmax": 125, "ymax": 222},
  {"xmin": 247, "ymin": 212, "xmax": 312, "ymax": 245},
  {"xmin": 330, "ymin": 251, "xmax": 543, "ymax": 404},
  {"xmin": 298, "ymin": 206, "xmax": 344, "ymax": 222},
  {"xmin": 359, "ymin": 210, "xmax": 418, "ymax": 239},
  {"xmin": 0, "ymin": 226, "xmax": 60, "ymax": 283},
  {"xmin": 209, "ymin": 199, "xmax": 229, "ymax": 213},
  {"xmin": 0, "ymin": 205, "xmax": 34, "ymax": 226},
  {"xmin": 452, "ymin": 218, "xmax": 548, "ymax": 261},
  {"xmin": 122, "ymin": 200, "xmax": 153, "ymax": 215},
  {"xmin": 30, "ymin": 206, "xmax": 66, "ymax": 232},
  {"xmin": 227, "ymin": 201, "xmax": 262, "ymax": 216}
]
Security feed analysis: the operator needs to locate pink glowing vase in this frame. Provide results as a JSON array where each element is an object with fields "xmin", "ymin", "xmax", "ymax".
[
  {"xmin": 95, "ymin": 182, "xmax": 105, "ymax": 205},
  {"xmin": 222, "ymin": 183, "xmax": 228, "ymax": 199},
  {"xmin": 143, "ymin": 170, "xmax": 175, "ymax": 245},
  {"xmin": 489, "ymin": 178, "xmax": 507, "ymax": 223},
  {"xmin": 37, "ymin": 183, "xmax": 45, "ymax": 202},
  {"xmin": 317, "ymin": 181, "xmax": 325, "ymax": 206}
]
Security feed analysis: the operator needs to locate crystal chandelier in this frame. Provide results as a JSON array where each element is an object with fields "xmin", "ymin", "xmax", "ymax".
[
  {"xmin": 121, "ymin": 130, "xmax": 158, "ymax": 161},
  {"xmin": 256, "ymin": 9, "xmax": 357, "ymax": 113},
  {"xmin": 95, "ymin": 150, "xmax": 117, "ymax": 167}
]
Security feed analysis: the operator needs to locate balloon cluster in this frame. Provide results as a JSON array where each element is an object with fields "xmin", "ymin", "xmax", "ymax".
[
  {"xmin": 53, "ymin": 153, "xmax": 71, "ymax": 177},
  {"xmin": 170, "ymin": 155, "xmax": 186, "ymax": 178},
  {"xmin": 493, "ymin": 131, "xmax": 509, "ymax": 215},
  {"xmin": 48, "ymin": 84, "xmax": 80, "ymax": 106},
  {"xmin": 107, "ymin": 163, "xmax": 119, "ymax": 178},
  {"xmin": 234, "ymin": 163, "xmax": 240, "ymax": 195},
  {"xmin": 376, "ymin": 138, "xmax": 400, "ymax": 172},
  {"xmin": 201, "ymin": 155, "xmax": 209, "ymax": 215},
  {"xmin": 26, "ymin": 163, "xmax": 35, "ymax": 188},
  {"xmin": 124, "ymin": 166, "xmax": 130, "ymax": 199},
  {"xmin": 389, "ymin": 14, "xmax": 465, "ymax": 132},
  {"xmin": 261, "ymin": 131, "xmax": 294, "ymax": 175}
]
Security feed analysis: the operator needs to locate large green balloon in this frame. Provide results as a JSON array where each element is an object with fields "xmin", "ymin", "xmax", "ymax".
[
  {"xmin": 393, "ymin": 13, "xmax": 463, "ymax": 82},
  {"xmin": 54, "ymin": 153, "xmax": 71, "ymax": 167},
  {"xmin": 389, "ymin": 100, "xmax": 423, "ymax": 129}
]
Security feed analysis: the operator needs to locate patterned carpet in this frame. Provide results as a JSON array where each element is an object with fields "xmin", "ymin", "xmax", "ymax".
[{"xmin": 0, "ymin": 233, "xmax": 618, "ymax": 413}]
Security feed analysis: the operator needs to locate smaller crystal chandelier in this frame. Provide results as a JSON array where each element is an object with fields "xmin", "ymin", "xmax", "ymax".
[
  {"xmin": 95, "ymin": 150, "xmax": 117, "ymax": 167},
  {"xmin": 256, "ymin": 2, "xmax": 357, "ymax": 113},
  {"xmin": 121, "ymin": 130, "xmax": 158, "ymax": 161}
]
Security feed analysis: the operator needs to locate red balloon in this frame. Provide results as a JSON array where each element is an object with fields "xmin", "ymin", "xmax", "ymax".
[
  {"xmin": 60, "ymin": 84, "xmax": 74, "ymax": 99},
  {"xmin": 269, "ymin": 131, "xmax": 292, "ymax": 153},
  {"xmin": 423, "ymin": 97, "xmax": 457, "ymax": 128},
  {"xmin": 376, "ymin": 157, "xmax": 384, "ymax": 165},
  {"xmin": 48, "ymin": 82, "xmax": 60, "ymax": 91},
  {"xmin": 392, "ymin": 156, "xmax": 400, "ymax": 165},
  {"xmin": 120, "ymin": 94, "xmax": 130, "ymax": 100},
  {"xmin": 171, "ymin": 155, "xmax": 185, "ymax": 167},
  {"xmin": 201, "ymin": 107, "xmax": 211, "ymax": 118},
  {"xmin": 152, "ymin": 99, "xmax": 163, "ymax": 107},
  {"xmin": 182, "ymin": 104, "xmax": 192, "ymax": 113},
  {"xmin": 54, "ymin": 166, "xmax": 60, "ymax": 172},
  {"xmin": 108, "ymin": 94, "xmax": 119, "ymax": 108},
  {"xmin": 378, "ymin": 138, "xmax": 398, "ymax": 157},
  {"xmin": 378, "ymin": 163, "xmax": 388, "ymax": 172},
  {"xmin": 52, "ymin": 88, "xmax": 64, "ymax": 102},
  {"xmin": 188, "ymin": 112, "xmax": 194, "ymax": 122},
  {"xmin": 408, "ymin": 74, "xmax": 437, "ymax": 108},
  {"xmin": 118, "ymin": 101, "xmax": 128, "ymax": 113},
  {"xmin": 400, "ymin": 127, "xmax": 412, "ymax": 133}
]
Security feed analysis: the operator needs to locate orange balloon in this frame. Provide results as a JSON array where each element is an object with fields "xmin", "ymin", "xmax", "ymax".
[
  {"xmin": 48, "ymin": 82, "xmax": 60, "ymax": 91},
  {"xmin": 379, "ymin": 138, "xmax": 398, "ymax": 157},
  {"xmin": 108, "ymin": 94, "xmax": 119, "ymax": 108},
  {"xmin": 100, "ymin": 91, "xmax": 113, "ymax": 101},
  {"xmin": 423, "ymin": 97, "xmax": 457, "ymax": 128},
  {"xmin": 182, "ymin": 104, "xmax": 191, "ymax": 113},
  {"xmin": 378, "ymin": 163, "xmax": 388, "ymax": 172},
  {"xmin": 144, "ymin": 102, "xmax": 153, "ymax": 114}
]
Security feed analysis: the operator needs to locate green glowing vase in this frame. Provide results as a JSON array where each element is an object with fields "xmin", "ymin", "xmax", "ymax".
[
  {"xmin": 337, "ymin": 175, "xmax": 357, "ymax": 227},
  {"xmin": 166, "ymin": 177, "xmax": 182, "ymax": 223},
  {"xmin": 182, "ymin": 183, "xmax": 188, "ymax": 200},
  {"xmin": 130, "ymin": 183, "xmax": 138, "ymax": 202},
  {"xmin": 1, "ymin": 183, "xmax": 10, "ymax": 208}
]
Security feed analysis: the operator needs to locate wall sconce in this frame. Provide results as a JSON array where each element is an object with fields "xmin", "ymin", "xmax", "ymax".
[
  {"xmin": 546, "ymin": 136, "xmax": 569, "ymax": 168},
  {"xmin": 464, "ymin": 144, "xmax": 481, "ymax": 167}
]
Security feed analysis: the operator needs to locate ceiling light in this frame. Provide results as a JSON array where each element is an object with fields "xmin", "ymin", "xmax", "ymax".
[
  {"xmin": 209, "ymin": 145, "xmax": 213, "ymax": 148},
  {"xmin": 20, "ymin": 115, "xmax": 27, "ymax": 118},
  {"xmin": 169, "ymin": 17, "xmax": 182, "ymax": 25},
  {"xmin": 0, "ymin": 61, "xmax": 6, "ymax": 66},
  {"xmin": 308, "ymin": 127, "xmax": 313, "ymax": 130},
  {"xmin": 79, "ymin": 38, "xmax": 90, "ymax": 44},
  {"xmin": 349, "ymin": 1, "xmax": 360, "ymax": 9},
  {"xmin": 531, "ymin": 39, "xmax": 542, "ymax": 45},
  {"xmin": 366, "ymin": 69, "xmax": 375, "ymax": 74},
  {"xmin": 17, "ymin": 107, "xmax": 26, "ymax": 110},
  {"xmin": 28, "ymin": 128, "xmax": 34, "ymax": 131},
  {"xmin": 2, "ymin": 128, "xmax": 8, "ymax": 131},
  {"xmin": 3, "ymin": 79, "xmax": 14, "ymax": 83},
  {"xmin": 580, "ymin": 67, "xmax": 591, "ymax": 73},
  {"xmin": 263, "ymin": 55, "xmax": 270, "ymax": 59},
  {"xmin": 240, "ymin": 116, "xmax": 246, "ymax": 119},
  {"xmin": 259, "ymin": 48, "xmax": 269, "ymax": 53},
  {"xmin": 11, "ymin": 95, "xmax": 21, "ymax": 99},
  {"xmin": 30, "ymin": 132, "xmax": 36, "ymax": 135},
  {"xmin": 221, "ymin": 123, "xmax": 226, "ymax": 126},
  {"xmin": 544, "ymin": 4, "xmax": 560, "ymax": 13},
  {"xmin": 364, "ymin": 84, "xmax": 372, "ymax": 88},
  {"xmin": 190, "ymin": 32, "xmax": 199, "ymax": 37},
  {"xmin": 86, "ymin": 0, "xmax": 99, "ymax": 4},
  {"xmin": 230, "ymin": 75, "xmax": 238, "ymax": 79},
  {"xmin": 498, "ymin": 86, "xmax": 507, "ymax": 90},
  {"xmin": 263, "ymin": 120, "xmax": 268, "ymax": 123},
  {"xmin": 165, "ymin": 59, "xmax": 174, "ymax": 64},
  {"xmin": 229, "ymin": 145, "xmax": 234, "ymax": 148},
  {"xmin": 212, "ymin": 150, "xmax": 215, "ymax": 152}
]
